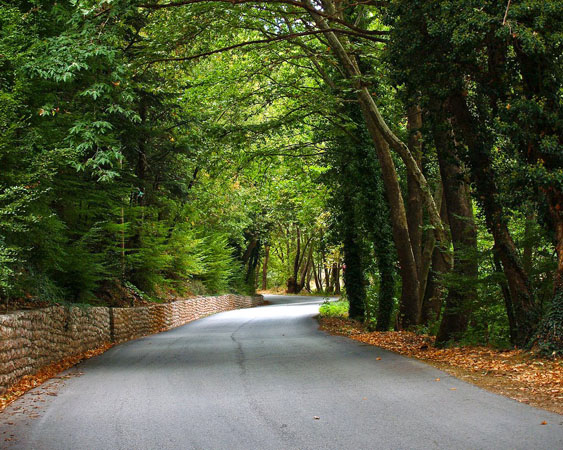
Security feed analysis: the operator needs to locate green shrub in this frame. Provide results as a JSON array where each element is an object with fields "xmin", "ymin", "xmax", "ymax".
[{"xmin": 319, "ymin": 299, "xmax": 349, "ymax": 318}]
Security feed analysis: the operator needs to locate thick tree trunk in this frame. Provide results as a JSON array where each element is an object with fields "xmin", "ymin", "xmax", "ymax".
[
  {"xmin": 421, "ymin": 245, "xmax": 448, "ymax": 325},
  {"xmin": 512, "ymin": 39, "xmax": 563, "ymax": 353},
  {"xmin": 366, "ymin": 126, "xmax": 420, "ymax": 327},
  {"xmin": 420, "ymin": 192, "xmax": 449, "ymax": 325},
  {"xmin": 536, "ymin": 191, "xmax": 563, "ymax": 354},
  {"xmin": 448, "ymin": 93, "xmax": 538, "ymax": 346},
  {"xmin": 431, "ymin": 104, "xmax": 479, "ymax": 344},
  {"xmin": 418, "ymin": 183, "xmax": 444, "ymax": 307},
  {"xmin": 305, "ymin": 264, "xmax": 313, "ymax": 292},
  {"xmin": 406, "ymin": 105, "xmax": 424, "ymax": 274}
]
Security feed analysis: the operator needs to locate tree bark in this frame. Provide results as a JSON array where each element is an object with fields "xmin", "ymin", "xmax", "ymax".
[
  {"xmin": 304, "ymin": 3, "xmax": 454, "ymax": 326},
  {"xmin": 448, "ymin": 92, "xmax": 538, "ymax": 346},
  {"xmin": 406, "ymin": 105, "xmax": 424, "ymax": 274},
  {"xmin": 261, "ymin": 245, "xmax": 270, "ymax": 291},
  {"xmin": 431, "ymin": 103, "xmax": 479, "ymax": 344},
  {"xmin": 312, "ymin": 257, "xmax": 322, "ymax": 292},
  {"xmin": 420, "ymin": 190, "xmax": 449, "ymax": 325}
]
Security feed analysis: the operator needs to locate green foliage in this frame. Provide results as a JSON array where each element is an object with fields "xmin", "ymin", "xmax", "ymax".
[
  {"xmin": 319, "ymin": 300, "xmax": 349, "ymax": 319},
  {"xmin": 0, "ymin": 1, "xmax": 263, "ymax": 304},
  {"xmin": 200, "ymin": 234, "xmax": 237, "ymax": 294},
  {"xmin": 536, "ymin": 291, "xmax": 563, "ymax": 357}
]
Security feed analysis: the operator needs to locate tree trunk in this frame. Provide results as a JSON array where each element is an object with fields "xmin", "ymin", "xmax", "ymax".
[
  {"xmin": 420, "ymin": 245, "xmax": 448, "ymax": 325},
  {"xmin": 406, "ymin": 105, "xmax": 424, "ymax": 274},
  {"xmin": 375, "ymin": 243, "xmax": 396, "ymax": 331},
  {"xmin": 261, "ymin": 245, "xmax": 270, "ymax": 291},
  {"xmin": 312, "ymin": 257, "xmax": 322, "ymax": 292},
  {"xmin": 366, "ymin": 120, "xmax": 420, "ymax": 327},
  {"xmin": 431, "ymin": 103, "xmax": 479, "ymax": 344},
  {"xmin": 418, "ymin": 183, "xmax": 444, "ymax": 307},
  {"xmin": 304, "ymin": 4, "xmax": 454, "ymax": 327},
  {"xmin": 287, "ymin": 227, "xmax": 301, "ymax": 294},
  {"xmin": 331, "ymin": 262, "xmax": 340, "ymax": 296},
  {"xmin": 344, "ymin": 224, "xmax": 365, "ymax": 320},
  {"xmin": 448, "ymin": 92, "xmax": 538, "ymax": 346},
  {"xmin": 493, "ymin": 251, "xmax": 517, "ymax": 343},
  {"xmin": 297, "ymin": 245, "xmax": 313, "ymax": 292},
  {"xmin": 420, "ymin": 191, "xmax": 449, "ymax": 325}
]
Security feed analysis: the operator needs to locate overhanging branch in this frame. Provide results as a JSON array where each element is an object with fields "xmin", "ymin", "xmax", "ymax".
[{"xmin": 147, "ymin": 28, "xmax": 385, "ymax": 65}]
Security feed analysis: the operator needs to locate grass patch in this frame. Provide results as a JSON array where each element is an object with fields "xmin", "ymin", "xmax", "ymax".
[{"xmin": 319, "ymin": 299, "xmax": 349, "ymax": 318}]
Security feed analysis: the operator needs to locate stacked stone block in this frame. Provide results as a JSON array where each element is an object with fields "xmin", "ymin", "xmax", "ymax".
[{"xmin": 0, "ymin": 294, "xmax": 263, "ymax": 394}]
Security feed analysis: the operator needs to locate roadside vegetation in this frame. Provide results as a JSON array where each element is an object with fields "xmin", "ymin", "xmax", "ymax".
[
  {"xmin": 319, "ymin": 300, "xmax": 349, "ymax": 319},
  {"xmin": 0, "ymin": 1, "xmax": 561, "ymax": 357}
]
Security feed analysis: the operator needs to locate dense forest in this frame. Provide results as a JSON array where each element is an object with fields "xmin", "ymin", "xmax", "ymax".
[{"xmin": 0, "ymin": 0, "xmax": 561, "ymax": 354}]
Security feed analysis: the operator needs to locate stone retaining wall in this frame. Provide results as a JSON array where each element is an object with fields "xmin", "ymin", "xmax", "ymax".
[{"xmin": 0, "ymin": 294, "xmax": 263, "ymax": 394}]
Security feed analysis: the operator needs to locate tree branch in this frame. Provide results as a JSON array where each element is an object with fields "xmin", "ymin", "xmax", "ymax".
[{"xmin": 147, "ymin": 28, "xmax": 385, "ymax": 65}]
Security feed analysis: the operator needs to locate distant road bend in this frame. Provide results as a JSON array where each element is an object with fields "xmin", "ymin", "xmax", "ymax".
[{"xmin": 1, "ymin": 295, "xmax": 562, "ymax": 449}]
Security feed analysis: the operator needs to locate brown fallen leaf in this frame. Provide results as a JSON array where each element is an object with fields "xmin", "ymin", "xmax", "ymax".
[
  {"xmin": 376, "ymin": 357, "xmax": 382, "ymax": 361},
  {"xmin": 450, "ymin": 388, "xmax": 457, "ymax": 391},
  {"xmin": 540, "ymin": 421, "xmax": 547, "ymax": 425},
  {"xmin": 435, "ymin": 378, "xmax": 440, "ymax": 381},
  {"xmin": 0, "ymin": 342, "xmax": 112, "ymax": 413}
]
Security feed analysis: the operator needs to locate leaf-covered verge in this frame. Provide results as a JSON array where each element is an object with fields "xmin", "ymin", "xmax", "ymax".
[
  {"xmin": 318, "ymin": 317, "xmax": 563, "ymax": 415},
  {"xmin": 0, "ymin": 343, "xmax": 113, "ymax": 414}
]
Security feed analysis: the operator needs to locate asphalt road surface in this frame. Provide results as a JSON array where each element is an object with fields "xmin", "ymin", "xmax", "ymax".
[{"xmin": 1, "ymin": 295, "xmax": 562, "ymax": 449}]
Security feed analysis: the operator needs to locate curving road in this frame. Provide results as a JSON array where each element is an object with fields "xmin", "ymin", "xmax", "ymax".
[{"xmin": 1, "ymin": 295, "xmax": 562, "ymax": 449}]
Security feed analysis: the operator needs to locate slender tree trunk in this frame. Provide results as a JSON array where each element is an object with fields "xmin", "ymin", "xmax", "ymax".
[
  {"xmin": 287, "ymin": 226, "xmax": 301, "ymax": 293},
  {"xmin": 493, "ymin": 251, "xmax": 517, "ymax": 343},
  {"xmin": 297, "ymin": 245, "xmax": 313, "ymax": 292},
  {"xmin": 312, "ymin": 257, "xmax": 322, "ymax": 292},
  {"xmin": 261, "ymin": 245, "xmax": 270, "ymax": 291},
  {"xmin": 331, "ymin": 262, "xmax": 340, "ymax": 296},
  {"xmin": 324, "ymin": 259, "xmax": 331, "ymax": 293},
  {"xmin": 522, "ymin": 215, "xmax": 535, "ymax": 275},
  {"xmin": 334, "ymin": 262, "xmax": 341, "ymax": 295}
]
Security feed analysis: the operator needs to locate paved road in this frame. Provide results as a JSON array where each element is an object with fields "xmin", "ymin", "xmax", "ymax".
[{"xmin": 1, "ymin": 295, "xmax": 562, "ymax": 449}]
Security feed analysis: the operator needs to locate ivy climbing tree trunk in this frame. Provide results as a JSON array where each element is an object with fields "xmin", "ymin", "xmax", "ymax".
[
  {"xmin": 431, "ymin": 102, "xmax": 479, "ymax": 344},
  {"xmin": 305, "ymin": 0, "xmax": 454, "ymax": 327},
  {"xmin": 448, "ymin": 92, "xmax": 538, "ymax": 347}
]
